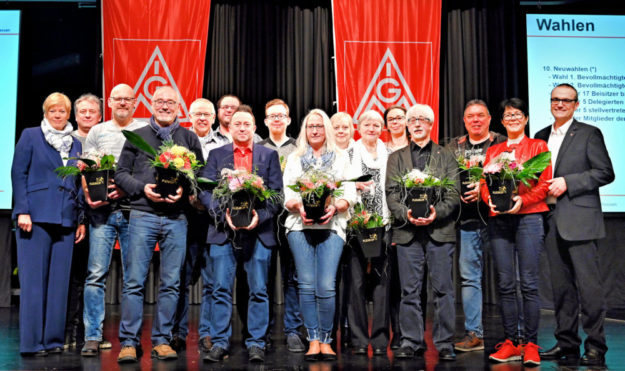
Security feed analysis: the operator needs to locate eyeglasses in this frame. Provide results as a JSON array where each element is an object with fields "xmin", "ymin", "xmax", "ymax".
[
  {"xmin": 306, "ymin": 124, "xmax": 325, "ymax": 131},
  {"xmin": 153, "ymin": 99, "xmax": 178, "ymax": 108},
  {"xmin": 267, "ymin": 114, "xmax": 288, "ymax": 120},
  {"xmin": 110, "ymin": 97, "xmax": 135, "ymax": 103},
  {"xmin": 191, "ymin": 112, "xmax": 214, "ymax": 118},
  {"xmin": 502, "ymin": 113, "xmax": 524, "ymax": 121},
  {"xmin": 387, "ymin": 116, "xmax": 406, "ymax": 123},
  {"xmin": 407, "ymin": 117, "xmax": 432, "ymax": 125},
  {"xmin": 219, "ymin": 105, "xmax": 238, "ymax": 110},
  {"xmin": 550, "ymin": 98, "xmax": 577, "ymax": 105}
]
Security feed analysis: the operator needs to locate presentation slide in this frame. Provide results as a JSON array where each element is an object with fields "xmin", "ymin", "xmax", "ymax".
[
  {"xmin": 527, "ymin": 14, "xmax": 625, "ymax": 213},
  {"xmin": 0, "ymin": 11, "xmax": 20, "ymax": 211}
]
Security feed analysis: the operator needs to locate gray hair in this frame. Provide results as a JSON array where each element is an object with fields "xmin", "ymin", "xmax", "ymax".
[
  {"xmin": 406, "ymin": 104, "xmax": 435, "ymax": 122},
  {"xmin": 74, "ymin": 93, "xmax": 102, "ymax": 114},
  {"xmin": 357, "ymin": 110, "xmax": 384, "ymax": 131}
]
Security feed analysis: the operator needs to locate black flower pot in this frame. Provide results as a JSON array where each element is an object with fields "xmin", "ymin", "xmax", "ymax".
[
  {"xmin": 84, "ymin": 169, "xmax": 114, "ymax": 202},
  {"xmin": 486, "ymin": 176, "xmax": 517, "ymax": 212},
  {"xmin": 155, "ymin": 167, "xmax": 180, "ymax": 198},
  {"xmin": 459, "ymin": 171, "xmax": 473, "ymax": 197},
  {"xmin": 303, "ymin": 191, "xmax": 330, "ymax": 223},
  {"xmin": 357, "ymin": 227, "xmax": 385, "ymax": 258},
  {"xmin": 407, "ymin": 187, "xmax": 434, "ymax": 218},
  {"xmin": 229, "ymin": 190, "xmax": 255, "ymax": 228}
]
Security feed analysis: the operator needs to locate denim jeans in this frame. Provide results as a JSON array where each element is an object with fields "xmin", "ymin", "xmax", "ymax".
[
  {"xmin": 209, "ymin": 239, "xmax": 272, "ymax": 349},
  {"xmin": 268, "ymin": 241, "xmax": 303, "ymax": 337},
  {"xmin": 287, "ymin": 230, "xmax": 344, "ymax": 343},
  {"xmin": 397, "ymin": 232, "xmax": 455, "ymax": 352},
  {"xmin": 489, "ymin": 213, "xmax": 544, "ymax": 343},
  {"xmin": 459, "ymin": 224, "xmax": 487, "ymax": 338},
  {"xmin": 118, "ymin": 210, "xmax": 187, "ymax": 347},
  {"xmin": 83, "ymin": 209, "xmax": 130, "ymax": 342}
]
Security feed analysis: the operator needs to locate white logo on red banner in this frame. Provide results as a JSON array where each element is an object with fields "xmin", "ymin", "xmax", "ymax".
[
  {"xmin": 353, "ymin": 48, "xmax": 417, "ymax": 120},
  {"xmin": 132, "ymin": 46, "xmax": 191, "ymax": 123}
]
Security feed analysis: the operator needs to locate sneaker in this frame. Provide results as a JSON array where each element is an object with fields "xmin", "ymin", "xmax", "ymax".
[
  {"xmin": 248, "ymin": 346, "xmax": 265, "ymax": 362},
  {"xmin": 454, "ymin": 331, "xmax": 484, "ymax": 352},
  {"xmin": 99, "ymin": 339, "xmax": 112, "ymax": 349},
  {"xmin": 117, "ymin": 346, "xmax": 138, "ymax": 363},
  {"xmin": 523, "ymin": 342, "xmax": 541, "ymax": 366},
  {"xmin": 489, "ymin": 339, "xmax": 521, "ymax": 363},
  {"xmin": 81, "ymin": 341, "xmax": 99, "ymax": 357},
  {"xmin": 286, "ymin": 333, "xmax": 306, "ymax": 353},
  {"xmin": 151, "ymin": 344, "xmax": 177, "ymax": 360}
]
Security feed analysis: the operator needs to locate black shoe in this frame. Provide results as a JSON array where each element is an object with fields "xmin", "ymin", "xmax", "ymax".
[
  {"xmin": 169, "ymin": 336, "xmax": 186, "ymax": 352},
  {"xmin": 394, "ymin": 346, "xmax": 415, "ymax": 359},
  {"xmin": 22, "ymin": 350, "xmax": 48, "ymax": 357},
  {"xmin": 438, "ymin": 348, "xmax": 456, "ymax": 361},
  {"xmin": 320, "ymin": 352, "xmax": 337, "ymax": 361},
  {"xmin": 286, "ymin": 333, "xmax": 306, "ymax": 353},
  {"xmin": 390, "ymin": 337, "xmax": 401, "ymax": 350},
  {"xmin": 305, "ymin": 352, "xmax": 320, "ymax": 361},
  {"xmin": 373, "ymin": 347, "xmax": 387, "ymax": 356},
  {"xmin": 539, "ymin": 345, "xmax": 579, "ymax": 360},
  {"xmin": 203, "ymin": 346, "xmax": 228, "ymax": 362},
  {"xmin": 199, "ymin": 336, "xmax": 212, "ymax": 353},
  {"xmin": 81, "ymin": 341, "xmax": 100, "ymax": 357},
  {"xmin": 248, "ymin": 346, "xmax": 265, "ymax": 362},
  {"xmin": 47, "ymin": 347, "xmax": 63, "ymax": 354},
  {"xmin": 353, "ymin": 346, "xmax": 368, "ymax": 355},
  {"xmin": 580, "ymin": 348, "xmax": 605, "ymax": 366}
]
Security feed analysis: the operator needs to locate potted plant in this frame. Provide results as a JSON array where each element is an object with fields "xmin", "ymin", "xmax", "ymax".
[
  {"xmin": 395, "ymin": 169, "xmax": 456, "ymax": 218},
  {"xmin": 348, "ymin": 203, "xmax": 386, "ymax": 258},
  {"xmin": 457, "ymin": 154, "xmax": 485, "ymax": 196},
  {"xmin": 55, "ymin": 150, "xmax": 116, "ymax": 202},
  {"xmin": 482, "ymin": 151, "xmax": 551, "ymax": 212}
]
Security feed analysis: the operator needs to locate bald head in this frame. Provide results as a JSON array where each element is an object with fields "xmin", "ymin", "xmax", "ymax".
[
  {"xmin": 108, "ymin": 83, "xmax": 136, "ymax": 125},
  {"xmin": 151, "ymin": 86, "xmax": 180, "ymax": 126}
]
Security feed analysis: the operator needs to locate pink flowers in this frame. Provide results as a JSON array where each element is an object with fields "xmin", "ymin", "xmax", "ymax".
[{"xmin": 222, "ymin": 169, "xmax": 266, "ymax": 193}]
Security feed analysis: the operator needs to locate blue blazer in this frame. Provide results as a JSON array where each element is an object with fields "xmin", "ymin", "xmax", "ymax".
[
  {"xmin": 199, "ymin": 143, "xmax": 283, "ymax": 248},
  {"xmin": 11, "ymin": 127, "xmax": 83, "ymax": 227}
]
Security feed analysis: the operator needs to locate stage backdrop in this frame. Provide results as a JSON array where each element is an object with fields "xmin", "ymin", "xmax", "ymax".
[
  {"xmin": 332, "ymin": 0, "xmax": 442, "ymax": 141},
  {"xmin": 102, "ymin": 0, "xmax": 211, "ymax": 127}
]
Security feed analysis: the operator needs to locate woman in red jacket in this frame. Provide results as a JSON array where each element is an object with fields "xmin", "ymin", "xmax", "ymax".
[{"xmin": 480, "ymin": 98, "xmax": 551, "ymax": 367}]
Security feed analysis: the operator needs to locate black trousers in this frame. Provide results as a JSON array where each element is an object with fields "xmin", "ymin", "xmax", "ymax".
[
  {"xmin": 347, "ymin": 245, "xmax": 391, "ymax": 349},
  {"xmin": 544, "ymin": 211, "xmax": 607, "ymax": 354},
  {"xmin": 65, "ymin": 233, "xmax": 89, "ymax": 346}
]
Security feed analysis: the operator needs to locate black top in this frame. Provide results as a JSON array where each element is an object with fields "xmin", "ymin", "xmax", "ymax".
[{"xmin": 410, "ymin": 140, "xmax": 432, "ymax": 171}]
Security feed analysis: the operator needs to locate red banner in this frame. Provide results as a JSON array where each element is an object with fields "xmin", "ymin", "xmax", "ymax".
[
  {"xmin": 102, "ymin": 0, "xmax": 211, "ymax": 127},
  {"xmin": 332, "ymin": 0, "xmax": 442, "ymax": 141}
]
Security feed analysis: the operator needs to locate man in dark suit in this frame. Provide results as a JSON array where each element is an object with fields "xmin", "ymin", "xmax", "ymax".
[
  {"xmin": 199, "ymin": 106, "xmax": 283, "ymax": 363},
  {"xmin": 535, "ymin": 83, "xmax": 614, "ymax": 366},
  {"xmin": 385, "ymin": 104, "xmax": 459, "ymax": 362}
]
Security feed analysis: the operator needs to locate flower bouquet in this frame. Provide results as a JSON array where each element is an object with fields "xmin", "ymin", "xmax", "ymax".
[
  {"xmin": 457, "ymin": 154, "xmax": 485, "ymax": 196},
  {"xmin": 482, "ymin": 151, "xmax": 551, "ymax": 212},
  {"xmin": 212, "ymin": 168, "xmax": 280, "ymax": 227},
  {"xmin": 348, "ymin": 203, "xmax": 386, "ymax": 258},
  {"xmin": 395, "ymin": 169, "xmax": 456, "ymax": 218},
  {"xmin": 55, "ymin": 150, "xmax": 116, "ymax": 202},
  {"xmin": 122, "ymin": 130, "xmax": 202, "ymax": 197}
]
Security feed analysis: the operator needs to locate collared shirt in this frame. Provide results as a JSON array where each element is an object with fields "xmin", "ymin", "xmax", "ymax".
[
  {"xmin": 212, "ymin": 124, "xmax": 264, "ymax": 145},
  {"xmin": 233, "ymin": 141, "xmax": 253, "ymax": 172},
  {"xmin": 195, "ymin": 129, "xmax": 226, "ymax": 162},
  {"xmin": 410, "ymin": 140, "xmax": 432, "ymax": 171},
  {"xmin": 546, "ymin": 117, "xmax": 573, "ymax": 204}
]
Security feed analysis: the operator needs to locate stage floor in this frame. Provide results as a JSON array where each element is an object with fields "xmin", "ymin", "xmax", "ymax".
[{"xmin": 0, "ymin": 303, "xmax": 623, "ymax": 370}]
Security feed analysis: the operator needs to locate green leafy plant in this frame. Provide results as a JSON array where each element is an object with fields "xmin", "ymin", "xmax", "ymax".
[
  {"xmin": 55, "ymin": 151, "xmax": 116, "ymax": 178},
  {"xmin": 348, "ymin": 203, "xmax": 385, "ymax": 231}
]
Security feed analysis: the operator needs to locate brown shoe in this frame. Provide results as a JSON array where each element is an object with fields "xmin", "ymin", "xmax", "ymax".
[
  {"xmin": 117, "ymin": 346, "xmax": 138, "ymax": 363},
  {"xmin": 199, "ymin": 336, "xmax": 213, "ymax": 353},
  {"xmin": 454, "ymin": 331, "xmax": 484, "ymax": 352},
  {"xmin": 152, "ymin": 344, "xmax": 178, "ymax": 360}
]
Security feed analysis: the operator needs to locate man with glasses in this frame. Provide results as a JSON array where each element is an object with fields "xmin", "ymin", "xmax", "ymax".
[
  {"xmin": 446, "ymin": 100, "xmax": 505, "ymax": 353},
  {"xmin": 115, "ymin": 86, "xmax": 203, "ymax": 363},
  {"xmin": 536, "ymin": 83, "xmax": 614, "ymax": 366},
  {"xmin": 258, "ymin": 99, "xmax": 305, "ymax": 352},
  {"xmin": 80, "ymin": 84, "xmax": 145, "ymax": 357},
  {"xmin": 386, "ymin": 104, "xmax": 459, "ymax": 362},
  {"xmin": 215, "ymin": 94, "xmax": 262, "ymax": 143}
]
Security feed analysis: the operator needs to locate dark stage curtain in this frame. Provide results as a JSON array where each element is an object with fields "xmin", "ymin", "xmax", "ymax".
[{"xmin": 204, "ymin": 0, "xmax": 336, "ymax": 138}]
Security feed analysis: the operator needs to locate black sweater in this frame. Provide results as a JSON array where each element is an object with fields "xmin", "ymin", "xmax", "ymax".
[{"xmin": 115, "ymin": 125, "xmax": 203, "ymax": 216}]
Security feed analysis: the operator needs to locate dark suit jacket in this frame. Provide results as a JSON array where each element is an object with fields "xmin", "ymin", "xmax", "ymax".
[
  {"xmin": 385, "ymin": 141, "xmax": 460, "ymax": 244},
  {"xmin": 535, "ymin": 120, "xmax": 614, "ymax": 241},
  {"xmin": 198, "ymin": 143, "xmax": 283, "ymax": 248},
  {"xmin": 11, "ymin": 127, "xmax": 82, "ymax": 227}
]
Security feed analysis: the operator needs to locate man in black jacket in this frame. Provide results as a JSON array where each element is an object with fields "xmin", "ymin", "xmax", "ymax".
[{"xmin": 114, "ymin": 86, "xmax": 203, "ymax": 363}]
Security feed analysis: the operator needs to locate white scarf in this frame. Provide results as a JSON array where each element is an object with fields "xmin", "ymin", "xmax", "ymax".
[
  {"xmin": 352, "ymin": 138, "xmax": 390, "ymax": 223},
  {"xmin": 41, "ymin": 118, "xmax": 73, "ymax": 163}
]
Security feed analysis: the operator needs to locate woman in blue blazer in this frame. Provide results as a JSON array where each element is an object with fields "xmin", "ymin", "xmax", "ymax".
[{"xmin": 11, "ymin": 92, "xmax": 86, "ymax": 356}]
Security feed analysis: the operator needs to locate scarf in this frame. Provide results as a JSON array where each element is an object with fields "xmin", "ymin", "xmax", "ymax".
[
  {"xmin": 41, "ymin": 118, "xmax": 73, "ymax": 161},
  {"xmin": 352, "ymin": 139, "xmax": 390, "ymax": 223},
  {"xmin": 149, "ymin": 116, "xmax": 180, "ymax": 141},
  {"xmin": 300, "ymin": 145, "xmax": 335, "ymax": 172}
]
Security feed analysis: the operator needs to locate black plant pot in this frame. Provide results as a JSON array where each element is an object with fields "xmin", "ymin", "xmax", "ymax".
[
  {"xmin": 229, "ymin": 190, "xmax": 255, "ymax": 227},
  {"xmin": 459, "ymin": 171, "xmax": 473, "ymax": 197},
  {"xmin": 357, "ymin": 227, "xmax": 385, "ymax": 258},
  {"xmin": 407, "ymin": 187, "xmax": 434, "ymax": 218},
  {"xmin": 155, "ymin": 167, "xmax": 180, "ymax": 198},
  {"xmin": 84, "ymin": 169, "xmax": 114, "ymax": 202},
  {"xmin": 303, "ymin": 191, "xmax": 330, "ymax": 223},
  {"xmin": 486, "ymin": 176, "xmax": 517, "ymax": 212}
]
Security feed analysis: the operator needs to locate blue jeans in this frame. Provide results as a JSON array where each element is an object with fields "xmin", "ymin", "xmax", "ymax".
[
  {"xmin": 209, "ymin": 239, "xmax": 272, "ymax": 349},
  {"xmin": 118, "ymin": 210, "xmax": 187, "ymax": 347},
  {"xmin": 83, "ymin": 209, "xmax": 130, "ymax": 342},
  {"xmin": 489, "ymin": 213, "xmax": 544, "ymax": 343},
  {"xmin": 397, "ymin": 232, "xmax": 455, "ymax": 352},
  {"xmin": 287, "ymin": 230, "xmax": 344, "ymax": 343},
  {"xmin": 459, "ymin": 224, "xmax": 487, "ymax": 338}
]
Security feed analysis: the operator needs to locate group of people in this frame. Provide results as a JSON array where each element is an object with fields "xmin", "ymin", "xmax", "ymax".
[{"xmin": 11, "ymin": 82, "xmax": 613, "ymax": 367}]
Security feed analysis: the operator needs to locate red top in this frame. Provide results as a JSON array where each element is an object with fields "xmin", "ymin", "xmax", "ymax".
[
  {"xmin": 233, "ymin": 142, "xmax": 253, "ymax": 172},
  {"xmin": 480, "ymin": 136, "xmax": 552, "ymax": 216}
]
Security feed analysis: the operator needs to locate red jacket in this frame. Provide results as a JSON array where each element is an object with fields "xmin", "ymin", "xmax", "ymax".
[{"xmin": 480, "ymin": 136, "xmax": 552, "ymax": 216}]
